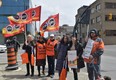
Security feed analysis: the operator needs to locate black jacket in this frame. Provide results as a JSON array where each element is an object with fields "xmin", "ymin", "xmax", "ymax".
[
  {"xmin": 68, "ymin": 41, "xmax": 85, "ymax": 69},
  {"xmin": 22, "ymin": 41, "xmax": 35, "ymax": 61}
]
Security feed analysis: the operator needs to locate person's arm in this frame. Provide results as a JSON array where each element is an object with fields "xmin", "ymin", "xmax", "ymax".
[
  {"xmin": 22, "ymin": 40, "xmax": 28, "ymax": 50},
  {"xmin": 92, "ymin": 41, "xmax": 104, "ymax": 58},
  {"xmin": 22, "ymin": 43, "xmax": 27, "ymax": 50}
]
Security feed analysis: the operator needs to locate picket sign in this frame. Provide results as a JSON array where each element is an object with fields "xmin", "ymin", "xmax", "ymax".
[
  {"xmin": 82, "ymin": 38, "xmax": 94, "ymax": 59},
  {"xmin": 68, "ymin": 50, "xmax": 77, "ymax": 68}
]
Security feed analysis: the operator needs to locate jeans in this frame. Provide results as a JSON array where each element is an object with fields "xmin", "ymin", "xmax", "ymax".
[{"xmin": 87, "ymin": 63, "xmax": 101, "ymax": 80}]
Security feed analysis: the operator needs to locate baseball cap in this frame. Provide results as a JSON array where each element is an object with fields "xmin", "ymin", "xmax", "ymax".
[{"xmin": 50, "ymin": 34, "xmax": 54, "ymax": 37}]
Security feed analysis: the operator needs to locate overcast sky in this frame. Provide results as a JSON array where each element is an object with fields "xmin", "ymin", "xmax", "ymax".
[{"xmin": 32, "ymin": 0, "xmax": 96, "ymax": 26}]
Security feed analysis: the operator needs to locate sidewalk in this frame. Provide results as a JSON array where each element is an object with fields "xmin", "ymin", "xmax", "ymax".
[{"xmin": 0, "ymin": 61, "xmax": 88, "ymax": 80}]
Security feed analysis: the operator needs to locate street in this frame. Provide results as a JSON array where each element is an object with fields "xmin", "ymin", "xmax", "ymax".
[{"xmin": 0, "ymin": 45, "xmax": 116, "ymax": 80}]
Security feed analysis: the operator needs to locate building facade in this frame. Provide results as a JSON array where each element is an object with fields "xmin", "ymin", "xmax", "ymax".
[
  {"xmin": 49, "ymin": 24, "xmax": 74, "ymax": 39},
  {"xmin": 76, "ymin": 0, "xmax": 116, "ymax": 44},
  {"xmin": 75, "ymin": 6, "xmax": 89, "ymax": 43},
  {"xmin": 0, "ymin": 0, "xmax": 35, "ymax": 43}
]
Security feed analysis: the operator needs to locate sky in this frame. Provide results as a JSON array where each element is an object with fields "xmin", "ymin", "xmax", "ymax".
[{"xmin": 31, "ymin": 0, "xmax": 96, "ymax": 26}]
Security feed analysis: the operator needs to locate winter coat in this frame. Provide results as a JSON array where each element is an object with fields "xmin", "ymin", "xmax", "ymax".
[{"xmin": 56, "ymin": 42, "xmax": 69, "ymax": 71}]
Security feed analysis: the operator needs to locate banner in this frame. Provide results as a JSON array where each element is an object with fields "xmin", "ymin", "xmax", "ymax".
[
  {"xmin": 8, "ymin": 8, "xmax": 32, "ymax": 24},
  {"xmin": 2, "ymin": 24, "xmax": 25, "ymax": 37},
  {"xmin": 68, "ymin": 50, "xmax": 77, "ymax": 68},
  {"xmin": 32, "ymin": 6, "xmax": 41, "ymax": 21},
  {"xmin": 40, "ymin": 13, "xmax": 59, "ymax": 31},
  {"xmin": 82, "ymin": 38, "xmax": 94, "ymax": 59},
  {"xmin": 21, "ymin": 53, "xmax": 29, "ymax": 64}
]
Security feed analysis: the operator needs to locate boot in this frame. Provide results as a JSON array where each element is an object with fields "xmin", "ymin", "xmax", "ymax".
[{"xmin": 42, "ymin": 70, "xmax": 45, "ymax": 75}]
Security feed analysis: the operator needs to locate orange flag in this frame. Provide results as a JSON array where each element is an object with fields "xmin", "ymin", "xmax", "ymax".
[
  {"xmin": 40, "ymin": 14, "xmax": 59, "ymax": 32},
  {"xmin": 32, "ymin": 6, "xmax": 41, "ymax": 21},
  {"xmin": 2, "ymin": 24, "xmax": 25, "ymax": 38},
  {"xmin": 21, "ymin": 53, "xmax": 29, "ymax": 64},
  {"xmin": 8, "ymin": 8, "xmax": 32, "ymax": 25}
]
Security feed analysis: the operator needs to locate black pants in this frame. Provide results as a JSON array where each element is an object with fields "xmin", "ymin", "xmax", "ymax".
[
  {"xmin": 37, "ymin": 66, "xmax": 45, "ymax": 74},
  {"xmin": 26, "ymin": 63, "xmax": 34, "ymax": 75},
  {"xmin": 72, "ymin": 69, "xmax": 78, "ymax": 80},
  {"xmin": 47, "ymin": 56, "xmax": 55, "ymax": 75}
]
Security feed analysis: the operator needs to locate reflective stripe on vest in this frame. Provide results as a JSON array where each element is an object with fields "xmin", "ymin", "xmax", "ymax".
[{"xmin": 36, "ymin": 43, "xmax": 46, "ymax": 59}]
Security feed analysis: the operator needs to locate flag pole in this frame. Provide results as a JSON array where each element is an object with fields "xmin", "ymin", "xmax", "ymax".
[{"xmin": 23, "ymin": 0, "xmax": 27, "ymax": 41}]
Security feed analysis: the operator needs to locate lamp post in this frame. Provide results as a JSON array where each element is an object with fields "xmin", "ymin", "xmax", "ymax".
[{"xmin": 0, "ymin": 0, "xmax": 2, "ymax": 7}]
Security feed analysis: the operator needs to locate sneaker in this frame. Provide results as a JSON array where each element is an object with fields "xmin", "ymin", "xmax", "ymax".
[
  {"xmin": 42, "ymin": 71, "xmax": 45, "ymax": 75},
  {"xmin": 31, "ymin": 74, "xmax": 34, "ymax": 77},
  {"xmin": 46, "ymin": 74, "xmax": 50, "ymax": 77},
  {"xmin": 50, "ymin": 75, "xmax": 54, "ymax": 78},
  {"xmin": 38, "ymin": 73, "xmax": 41, "ymax": 77},
  {"xmin": 25, "ymin": 73, "xmax": 30, "ymax": 76}
]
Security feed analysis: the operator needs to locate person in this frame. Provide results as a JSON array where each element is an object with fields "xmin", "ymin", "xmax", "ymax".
[
  {"xmin": 68, "ymin": 36, "xmax": 85, "ymax": 80},
  {"xmin": 22, "ymin": 35, "xmax": 35, "ymax": 76},
  {"xmin": 46, "ymin": 34, "xmax": 58, "ymax": 78},
  {"xmin": 55, "ymin": 36, "xmax": 61, "ymax": 59},
  {"xmin": 56, "ymin": 35, "xmax": 69, "ymax": 77},
  {"xmin": 83, "ymin": 28, "xmax": 104, "ymax": 80},
  {"xmin": 12, "ymin": 36, "xmax": 20, "ymax": 62},
  {"xmin": 36, "ymin": 36, "xmax": 46, "ymax": 76}
]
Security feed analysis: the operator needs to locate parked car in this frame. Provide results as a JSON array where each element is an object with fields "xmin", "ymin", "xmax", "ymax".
[{"xmin": 0, "ymin": 45, "xmax": 7, "ymax": 53}]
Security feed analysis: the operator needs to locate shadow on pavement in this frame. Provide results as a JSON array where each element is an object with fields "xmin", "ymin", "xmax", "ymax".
[{"xmin": 2, "ymin": 74, "xmax": 59, "ymax": 80}]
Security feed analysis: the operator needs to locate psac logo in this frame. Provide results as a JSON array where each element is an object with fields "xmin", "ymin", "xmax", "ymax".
[
  {"xmin": 13, "ymin": 15, "xmax": 20, "ymax": 21},
  {"xmin": 6, "ymin": 25, "xmax": 21, "ymax": 32},
  {"xmin": 42, "ymin": 18, "xmax": 55, "ymax": 30},
  {"xmin": 32, "ymin": 10, "xmax": 36, "ymax": 17},
  {"xmin": 48, "ymin": 18, "xmax": 55, "ymax": 27},
  {"xmin": 21, "ymin": 13, "xmax": 28, "ymax": 20},
  {"xmin": 14, "ymin": 25, "xmax": 20, "ymax": 30},
  {"xmin": 6, "ymin": 25, "xmax": 13, "ymax": 32}
]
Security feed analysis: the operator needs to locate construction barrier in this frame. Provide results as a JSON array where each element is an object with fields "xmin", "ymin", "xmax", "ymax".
[{"xmin": 6, "ymin": 40, "xmax": 18, "ymax": 70}]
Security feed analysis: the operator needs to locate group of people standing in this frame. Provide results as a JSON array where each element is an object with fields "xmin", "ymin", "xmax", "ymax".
[
  {"xmin": 21, "ymin": 28, "xmax": 106, "ymax": 80},
  {"xmin": 22, "ymin": 34, "xmax": 58, "ymax": 78}
]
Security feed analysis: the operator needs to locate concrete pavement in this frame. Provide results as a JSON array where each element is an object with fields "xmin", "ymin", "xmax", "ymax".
[
  {"xmin": 0, "ymin": 50, "xmax": 88, "ymax": 80},
  {"xmin": 1, "ymin": 45, "xmax": 116, "ymax": 80},
  {"xmin": 0, "ymin": 61, "xmax": 88, "ymax": 80}
]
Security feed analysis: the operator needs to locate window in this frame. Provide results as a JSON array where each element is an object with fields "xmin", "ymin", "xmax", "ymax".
[
  {"xmin": 91, "ymin": 8, "xmax": 95, "ymax": 13},
  {"xmin": 105, "ymin": 2, "xmax": 116, "ymax": 9},
  {"xmin": 105, "ymin": 15, "xmax": 116, "ymax": 21},
  {"xmin": 106, "ymin": 30, "xmax": 116, "ymax": 36},
  {"xmin": 96, "ymin": 16, "xmax": 101, "ymax": 23},
  {"xmin": 91, "ymin": 18, "xmax": 95, "ymax": 24},
  {"xmin": 96, "ymin": 4, "xmax": 101, "ymax": 11}
]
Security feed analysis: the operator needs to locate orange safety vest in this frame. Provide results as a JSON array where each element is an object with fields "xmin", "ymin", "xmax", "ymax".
[
  {"xmin": 84, "ymin": 38, "xmax": 104, "ymax": 64},
  {"xmin": 36, "ymin": 42, "xmax": 46, "ymax": 59},
  {"xmin": 46, "ymin": 39, "xmax": 58, "ymax": 56}
]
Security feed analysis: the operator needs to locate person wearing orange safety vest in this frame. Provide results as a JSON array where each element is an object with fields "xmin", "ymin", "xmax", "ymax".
[
  {"xmin": 36, "ymin": 36, "xmax": 46, "ymax": 77},
  {"xmin": 83, "ymin": 28, "xmax": 104, "ymax": 80},
  {"xmin": 46, "ymin": 34, "xmax": 58, "ymax": 78}
]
